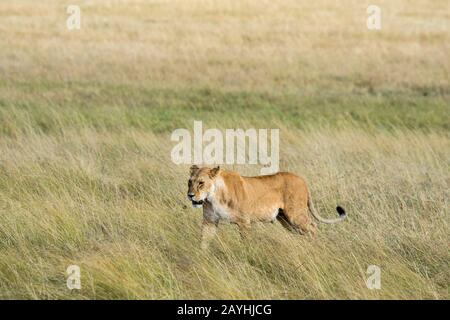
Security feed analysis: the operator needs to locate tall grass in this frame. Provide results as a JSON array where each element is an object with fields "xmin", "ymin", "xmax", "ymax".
[
  {"xmin": 0, "ymin": 127, "xmax": 448, "ymax": 299},
  {"xmin": 0, "ymin": 0, "xmax": 448, "ymax": 299}
]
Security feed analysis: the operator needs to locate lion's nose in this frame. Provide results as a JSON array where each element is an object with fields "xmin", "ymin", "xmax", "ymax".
[{"xmin": 187, "ymin": 193, "xmax": 194, "ymax": 199}]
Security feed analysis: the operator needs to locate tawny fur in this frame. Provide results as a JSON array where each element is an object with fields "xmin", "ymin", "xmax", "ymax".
[{"xmin": 187, "ymin": 166, "xmax": 346, "ymax": 249}]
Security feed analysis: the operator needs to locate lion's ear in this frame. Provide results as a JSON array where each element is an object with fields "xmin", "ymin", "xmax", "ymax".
[
  {"xmin": 190, "ymin": 165, "xmax": 199, "ymax": 176},
  {"xmin": 209, "ymin": 166, "xmax": 220, "ymax": 178}
]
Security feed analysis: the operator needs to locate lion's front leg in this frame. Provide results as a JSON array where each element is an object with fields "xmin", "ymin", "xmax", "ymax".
[
  {"xmin": 201, "ymin": 220, "xmax": 218, "ymax": 250},
  {"xmin": 236, "ymin": 216, "xmax": 251, "ymax": 241}
]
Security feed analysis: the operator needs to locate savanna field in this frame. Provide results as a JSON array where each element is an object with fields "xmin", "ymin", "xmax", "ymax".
[{"xmin": 0, "ymin": 0, "xmax": 449, "ymax": 299}]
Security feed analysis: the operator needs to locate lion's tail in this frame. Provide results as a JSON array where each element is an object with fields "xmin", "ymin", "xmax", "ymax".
[{"xmin": 307, "ymin": 195, "xmax": 347, "ymax": 224}]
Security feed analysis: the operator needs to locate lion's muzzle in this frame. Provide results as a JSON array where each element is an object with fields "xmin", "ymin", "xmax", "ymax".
[{"xmin": 188, "ymin": 193, "xmax": 204, "ymax": 208}]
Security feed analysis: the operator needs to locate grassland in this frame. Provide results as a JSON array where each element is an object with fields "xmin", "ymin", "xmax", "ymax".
[{"xmin": 0, "ymin": 0, "xmax": 449, "ymax": 299}]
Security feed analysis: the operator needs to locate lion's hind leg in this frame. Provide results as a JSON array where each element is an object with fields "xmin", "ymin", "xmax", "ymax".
[
  {"xmin": 276, "ymin": 209, "xmax": 297, "ymax": 233},
  {"xmin": 279, "ymin": 206, "xmax": 317, "ymax": 236}
]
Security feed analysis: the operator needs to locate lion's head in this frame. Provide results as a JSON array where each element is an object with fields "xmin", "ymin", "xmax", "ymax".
[{"xmin": 187, "ymin": 165, "xmax": 220, "ymax": 208}]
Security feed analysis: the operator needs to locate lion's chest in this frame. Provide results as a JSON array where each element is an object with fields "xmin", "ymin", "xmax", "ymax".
[{"xmin": 203, "ymin": 200, "xmax": 232, "ymax": 222}]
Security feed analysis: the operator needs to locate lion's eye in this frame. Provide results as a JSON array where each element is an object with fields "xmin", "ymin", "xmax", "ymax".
[{"xmin": 198, "ymin": 181, "xmax": 204, "ymax": 187}]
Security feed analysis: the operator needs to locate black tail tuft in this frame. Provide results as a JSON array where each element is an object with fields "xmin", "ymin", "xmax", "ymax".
[{"xmin": 336, "ymin": 206, "xmax": 346, "ymax": 217}]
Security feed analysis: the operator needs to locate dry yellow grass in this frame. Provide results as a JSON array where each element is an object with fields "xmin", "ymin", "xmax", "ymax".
[
  {"xmin": 0, "ymin": 0, "xmax": 449, "ymax": 299},
  {"xmin": 0, "ymin": 128, "xmax": 448, "ymax": 299},
  {"xmin": 1, "ymin": 0, "xmax": 449, "ymax": 91}
]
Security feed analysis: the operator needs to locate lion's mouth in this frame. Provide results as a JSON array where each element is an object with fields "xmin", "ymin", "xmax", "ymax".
[{"xmin": 191, "ymin": 200, "xmax": 204, "ymax": 206}]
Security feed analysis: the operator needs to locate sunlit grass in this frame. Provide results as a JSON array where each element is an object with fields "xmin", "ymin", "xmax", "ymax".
[{"xmin": 0, "ymin": 0, "xmax": 448, "ymax": 299}]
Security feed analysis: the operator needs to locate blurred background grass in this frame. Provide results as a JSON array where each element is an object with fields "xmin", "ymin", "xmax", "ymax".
[{"xmin": 0, "ymin": 0, "xmax": 448, "ymax": 299}]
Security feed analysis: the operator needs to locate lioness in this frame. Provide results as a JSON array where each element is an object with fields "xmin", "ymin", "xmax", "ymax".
[{"xmin": 187, "ymin": 165, "xmax": 346, "ymax": 249}]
